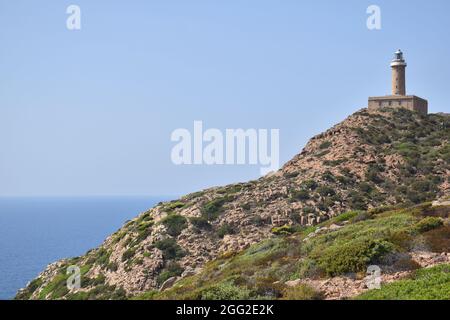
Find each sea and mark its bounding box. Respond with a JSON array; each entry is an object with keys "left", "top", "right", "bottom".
[{"left": 0, "top": 196, "right": 168, "bottom": 300}]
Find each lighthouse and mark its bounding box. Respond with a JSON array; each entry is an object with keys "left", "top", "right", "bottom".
[
  {"left": 391, "top": 49, "right": 407, "bottom": 96},
  {"left": 368, "top": 50, "right": 428, "bottom": 115}
]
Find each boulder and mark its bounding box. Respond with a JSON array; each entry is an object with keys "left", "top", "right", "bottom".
[
  {"left": 285, "top": 279, "right": 302, "bottom": 287},
  {"left": 159, "top": 276, "right": 178, "bottom": 292}
]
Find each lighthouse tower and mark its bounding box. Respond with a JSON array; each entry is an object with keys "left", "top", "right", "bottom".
[
  {"left": 368, "top": 49, "right": 428, "bottom": 115},
  {"left": 391, "top": 49, "right": 407, "bottom": 96}
]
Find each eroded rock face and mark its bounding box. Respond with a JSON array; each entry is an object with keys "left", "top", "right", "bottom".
[{"left": 18, "top": 108, "right": 450, "bottom": 300}]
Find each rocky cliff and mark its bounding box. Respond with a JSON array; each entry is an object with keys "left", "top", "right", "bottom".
[{"left": 16, "top": 107, "right": 450, "bottom": 300}]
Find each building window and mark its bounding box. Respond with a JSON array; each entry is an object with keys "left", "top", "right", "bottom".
[
  {"left": 378, "top": 101, "right": 382, "bottom": 107},
  {"left": 388, "top": 101, "right": 392, "bottom": 106}
]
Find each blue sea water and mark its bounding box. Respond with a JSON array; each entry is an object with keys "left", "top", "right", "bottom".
[{"left": 0, "top": 196, "right": 167, "bottom": 300}]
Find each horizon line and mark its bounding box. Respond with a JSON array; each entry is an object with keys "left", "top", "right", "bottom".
[{"left": 0, "top": 194, "right": 179, "bottom": 199}]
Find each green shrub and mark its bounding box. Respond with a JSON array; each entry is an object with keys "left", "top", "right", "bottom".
[
  {"left": 163, "top": 201, "right": 186, "bottom": 211},
  {"left": 289, "top": 212, "right": 302, "bottom": 224},
  {"left": 316, "top": 150, "right": 330, "bottom": 158},
  {"left": 336, "top": 175, "right": 353, "bottom": 185},
  {"left": 395, "top": 142, "right": 419, "bottom": 158},
  {"left": 323, "top": 196, "right": 337, "bottom": 208},
  {"left": 252, "top": 276, "right": 285, "bottom": 299},
  {"left": 322, "top": 171, "right": 335, "bottom": 182},
  {"left": 423, "top": 225, "right": 450, "bottom": 252},
  {"left": 121, "top": 248, "right": 136, "bottom": 262},
  {"left": 340, "top": 167, "right": 353, "bottom": 177},
  {"left": 135, "top": 222, "right": 153, "bottom": 242},
  {"left": 323, "top": 159, "right": 346, "bottom": 167},
  {"left": 161, "top": 214, "right": 187, "bottom": 237},
  {"left": 38, "top": 270, "right": 72, "bottom": 299},
  {"left": 225, "top": 184, "right": 243, "bottom": 194},
  {"left": 290, "top": 189, "right": 310, "bottom": 201},
  {"left": 65, "top": 291, "right": 90, "bottom": 300},
  {"left": 82, "top": 274, "right": 106, "bottom": 288},
  {"left": 316, "top": 238, "right": 394, "bottom": 276},
  {"left": 406, "top": 188, "right": 437, "bottom": 204},
  {"left": 317, "top": 186, "right": 335, "bottom": 197},
  {"left": 186, "top": 191, "right": 205, "bottom": 199},
  {"left": 158, "top": 262, "right": 184, "bottom": 285},
  {"left": 302, "top": 180, "right": 318, "bottom": 190},
  {"left": 319, "top": 141, "right": 332, "bottom": 150},
  {"left": 107, "top": 262, "right": 118, "bottom": 272},
  {"left": 110, "top": 287, "right": 128, "bottom": 300},
  {"left": 300, "top": 226, "right": 317, "bottom": 238},
  {"left": 350, "top": 211, "right": 373, "bottom": 223},
  {"left": 302, "top": 206, "right": 316, "bottom": 214},
  {"left": 295, "top": 258, "right": 323, "bottom": 279},
  {"left": 201, "top": 196, "right": 232, "bottom": 221},
  {"left": 365, "top": 164, "right": 383, "bottom": 184},
  {"left": 388, "top": 229, "right": 416, "bottom": 250},
  {"left": 154, "top": 238, "right": 185, "bottom": 260},
  {"left": 132, "top": 290, "right": 158, "bottom": 300},
  {"left": 282, "top": 284, "right": 323, "bottom": 300},
  {"left": 77, "top": 284, "right": 127, "bottom": 300},
  {"left": 189, "top": 216, "right": 212, "bottom": 230},
  {"left": 111, "top": 231, "right": 127, "bottom": 244},
  {"left": 92, "top": 248, "right": 111, "bottom": 269},
  {"left": 217, "top": 223, "right": 236, "bottom": 238},
  {"left": 271, "top": 225, "right": 300, "bottom": 236},
  {"left": 348, "top": 192, "right": 368, "bottom": 210},
  {"left": 284, "top": 171, "right": 299, "bottom": 178},
  {"left": 414, "top": 217, "right": 443, "bottom": 233},
  {"left": 334, "top": 210, "right": 360, "bottom": 223},
  {"left": 411, "top": 180, "right": 433, "bottom": 193},
  {"left": 200, "top": 282, "right": 251, "bottom": 300},
  {"left": 358, "top": 182, "right": 373, "bottom": 194},
  {"left": 135, "top": 212, "right": 153, "bottom": 226}
]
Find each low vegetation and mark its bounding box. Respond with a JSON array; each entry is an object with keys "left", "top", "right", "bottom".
[
  {"left": 356, "top": 264, "right": 450, "bottom": 300},
  {"left": 154, "top": 238, "right": 185, "bottom": 260},
  {"left": 201, "top": 196, "right": 233, "bottom": 221},
  {"left": 135, "top": 202, "right": 449, "bottom": 300},
  {"left": 161, "top": 214, "right": 187, "bottom": 237}
]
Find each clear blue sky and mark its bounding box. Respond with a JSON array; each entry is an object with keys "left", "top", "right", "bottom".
[{"left": 1, "top": 0, "right": 449, "bottom": 197}]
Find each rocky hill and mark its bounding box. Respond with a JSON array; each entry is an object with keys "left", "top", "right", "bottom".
[{"left": 16, "top": 107, "right": 450, "bottom": 300}]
